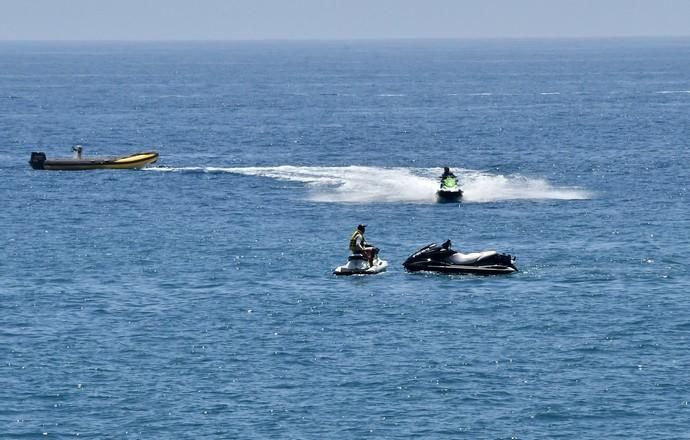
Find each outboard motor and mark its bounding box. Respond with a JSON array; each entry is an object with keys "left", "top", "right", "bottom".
[{"left": 29, "top": 152, "right": 47, "bottom": 170}]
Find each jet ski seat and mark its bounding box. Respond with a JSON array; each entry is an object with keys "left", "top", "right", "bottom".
[
  {"left": 449, "top": 250, "right": 498, "bottom": 265},
  {"left": 347, "top": 254, "right": 367, "bottom": 261}
]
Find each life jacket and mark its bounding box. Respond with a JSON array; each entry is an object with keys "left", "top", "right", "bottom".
[
  {"left": 349, "top": 230, "right": 365, "bottom": 252},
  {"left": 442, "top": 175, "right": 458, "bottom": 189}
]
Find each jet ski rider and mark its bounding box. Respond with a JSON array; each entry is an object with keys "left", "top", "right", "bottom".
[
  {"left": 440, "top": 167, "right": 458, "bottom": 189},
  {"left": 350, "top": 224, "right": 374, "bottom": 265}
]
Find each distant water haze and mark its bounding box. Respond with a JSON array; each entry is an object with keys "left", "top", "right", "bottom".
[{"left": 1, "top": 0, "right": 690, "bottom": 40}]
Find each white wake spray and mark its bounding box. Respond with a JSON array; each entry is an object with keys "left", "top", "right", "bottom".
[
  {"left": 458, "top": 169, "right": 590, "bottom": 202},
  {"left": 222, "top": 165, "right": 438, "bottom": 203},
  {"left": 149, "top": 165, "right": 590, "bottom": 203}
]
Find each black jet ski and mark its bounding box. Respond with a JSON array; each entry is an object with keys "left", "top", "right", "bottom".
[
  {"left": 436, "top": 174, "right": 463, "bottom": 203},
  {"left": 403, "top": 240, "right": 517, "bottom": 275},
  {"left": 437, "top": 186, "right": 463, "bottom": 203},
  {"left": 334, "top": 247, "right": 388, "bottom": 275}
]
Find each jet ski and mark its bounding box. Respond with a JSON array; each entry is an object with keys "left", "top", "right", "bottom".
[
  {"left": 403, "top": 240, "right": 517, "bottom": 275},
  {"left": 334, "top": 246, "right": 388, "bottom": 275},
  {"left": 436, "top": 175, "right": 463, "bottom": 203},
  {"left": 436, "top": 185, "right": 463, "bottom": 203}
]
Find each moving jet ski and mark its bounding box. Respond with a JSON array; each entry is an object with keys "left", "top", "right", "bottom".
[
  {"left": 437, "top": 169, "right": 463, "bottom": 203},
  {"left": 437, "top": 185, "right": 463, "bottom": 203},
  {"left": 334, "top": 246, "right": 388, "bottom": 275},
  {"left": 403, "top": 240, "right": 517, "bottom": 275}
]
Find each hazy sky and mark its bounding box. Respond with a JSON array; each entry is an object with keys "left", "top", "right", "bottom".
[{"left": 1, "top": 0, "right": 689, "bottom": 40}]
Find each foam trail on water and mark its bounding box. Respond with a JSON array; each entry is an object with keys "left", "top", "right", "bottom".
[
  {"left": 225, "top": 165, "right": 438, "bottom": 203},
  {"left": 459, "top": 170, "right": 590, "bottom": 202},
  {"left": 147, "top": 166, "right": 206, "bottom": 173},
  {"left": 148, "top": 165, "right": 591, "bottom": 203}
]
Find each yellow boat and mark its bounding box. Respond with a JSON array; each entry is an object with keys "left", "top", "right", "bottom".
[{"left": 29, "top": 150, "right": 159, "bottom": 170}]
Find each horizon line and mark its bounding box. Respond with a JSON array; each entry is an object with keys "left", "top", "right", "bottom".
[{"left": 1, "top": 34, "right": 690, "bottom": 43}]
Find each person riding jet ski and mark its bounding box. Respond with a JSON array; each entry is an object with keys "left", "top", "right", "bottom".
[
  {"left": 437, "top": 167, "right": 463, "bottom": 202},
  {"left": 350, "top": 224, "right": 373, "bottom": 265},
  {"left": 440, "top": 167, "right": 458, "bottom": 189},
  {"left": 334, "top": 224, "right": 388, "bottom": 275}
]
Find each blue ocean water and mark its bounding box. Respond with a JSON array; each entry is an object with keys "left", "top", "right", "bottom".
[{"left": 1, "top": 39, "right": 689, "bottom": 438}]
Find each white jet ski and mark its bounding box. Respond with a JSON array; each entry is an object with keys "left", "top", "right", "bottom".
[{"left": 333, "top": 246, "right": 388, "bottom": 275}]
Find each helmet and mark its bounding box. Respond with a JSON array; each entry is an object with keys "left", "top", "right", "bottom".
[
  {"left": 357, "top": 224, "right": 366, "bottom": 231},
  {"left": 443, "top": 167, "right": 450, "bottom": 173}
]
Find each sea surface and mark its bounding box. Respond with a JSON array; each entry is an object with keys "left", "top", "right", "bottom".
[{"left": 1, "top": 39, "right": 689, "bottom": 439}]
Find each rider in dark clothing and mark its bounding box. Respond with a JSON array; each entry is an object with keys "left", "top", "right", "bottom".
[{"left": 440, "top": 167, "right": 458, "bottom": 189}]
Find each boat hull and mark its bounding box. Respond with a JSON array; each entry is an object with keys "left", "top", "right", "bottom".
[
  {"left": 333, "top": 258, "right": 389, "bottom": 276},
  {"left": 405, "top": 263, "right": 517, "bottom": 275},
  {"left": 436, "top": 188, "right": 463, "bottom": 203},
  {"left": 30, "top": 151, "right": 159, "bottom": 170}
]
